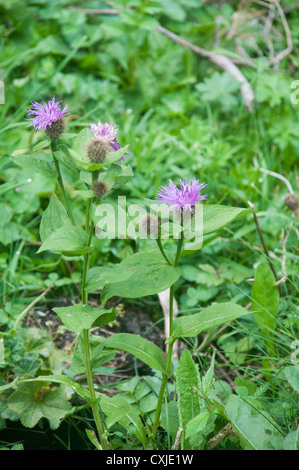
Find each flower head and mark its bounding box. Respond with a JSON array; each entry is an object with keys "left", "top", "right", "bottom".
[
  {"left": 89, "top": 120, "right": 130, "bottom": 165},
  {"left": 26, "top": 97, "right": 69, "bottom": 138},
  {"left": 93, "top": 180, "right": 110, "bottom": 199},
  {"left": 156, "top": 178, "right": 207, "bottom": 213}
]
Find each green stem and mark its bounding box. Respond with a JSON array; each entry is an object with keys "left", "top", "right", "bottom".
[
  {"left": 50, "top": 141, "right": 75, "bottom": 225},
  {"left": 155, "top": 236, "right": 171, "bottom": 265},
  {"left": 151, "top": 233, "right": 184, "bottom": 443},
  {"left": 81, "top": 175, "right": 109, "bottom": 450},
  {"left": 151, "top": 341, "right": 174, "bottom": 442},
  {"left": 82, "top": 328, "right": 109, "bottom": 449}
]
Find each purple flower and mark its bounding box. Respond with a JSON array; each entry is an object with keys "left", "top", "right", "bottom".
[
  {"left": 90, "top": 120, "right": 130, "bottom": 165},
  {"left": 156, "top": 178, "right": 207, "bottom": 213},
  {"left": 26, "top": 97, "right": 69, "bottom": 132}
]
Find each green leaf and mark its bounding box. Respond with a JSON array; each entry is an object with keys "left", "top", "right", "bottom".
[
  {"left": 37, "top": 225, "right": 90, "bottom": 255},
  {"left": 251, "top": 262, "right": 279, "bottom": 356},
  {"left": 52, "top": 143, "right": 79, "bottom": 173},
  {"left": 39, "top": 193, "right": 72, "bottom": 243},
  {"left": 196, "top": 71, "right": 241, "bottom": 111},
  {"left": 99, "top": 393, "right": 147, "bottom": 447},
  {"left": 86, "top": 265, "right": 136, "bottom": 293},
  {"left": 225, "top": 395, "right": 284, "bottom": 450},
  {"left": 10, "top": 154, "right": 56, "bottom": 179},
  {"left": 70, "top": 336, "right": 115, "bottom": 375},
  {"left": 284, "top": 365, "right": 299, "bottom": 393},
  {"left": 52, "top": 304, "right": 116, "bottom": 333},
  {"left": 176, "top": 349, "right": 201, "bottom": 450},
  {"left": 283, "top": 429, "right": 299, "bottom": 450},
  {"left": 201, "top": 204, "right": 253, "bottom": 236},
  {"left": 33, "top": 139, "right": 50, "bottom": 151},
  {"left": 202, "top": 352, "right": 215, "bottom": 395},
  {"left": 99, "top": 333, "right": 171, "bottom": 375},
  {"left": 8, "top": 381, "right": 72, "bottom": 430},
  {"left": 20, "top": 375, "right": 92, "bottom": 402},
  {"left": 100, "top": 249, "right": 181, "bottom": 305},
  {"left": 144, "top": 201, "right": 253, "bottom": 252},
  {"left": 173, "top": 302, "right": 250, "bottom": 339},
  {"left": 185, "top": 411, "right": 210, "bottom": 440}
]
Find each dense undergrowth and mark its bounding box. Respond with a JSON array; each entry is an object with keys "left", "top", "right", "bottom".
[{"left": 0, "top": 0, "right": 298, "bottom": 451}]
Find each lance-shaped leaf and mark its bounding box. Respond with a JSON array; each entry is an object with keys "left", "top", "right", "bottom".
[
  {"left": 52, "top": 304, "right": 116, "bottom": 333},
  {"left": 176, "top": 349, "right": 201, "bottom": 450},
  {"left": 99, "top": 333, "right": 172, "bottom": 375},
  {"left": 172, "top": 302, "right": 250, "bottom": 339},
  {"left": 100, "top": 249, "right": 181, "bottom": 306}
]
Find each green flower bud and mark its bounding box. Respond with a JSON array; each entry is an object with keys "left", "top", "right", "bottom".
[
  {"left": 45, "top": 118, "right": 65, "bottom": 140},
  {"left": 285, "top": 193, "right": 299, "bottom": 211},
  {"left": 87, "top": 139, "right": 113, "bottom": 163},
  {"left": 93, "top": 180, "right": 110, "bottom": 198}
]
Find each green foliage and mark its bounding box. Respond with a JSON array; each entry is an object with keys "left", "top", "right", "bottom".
[
  {"left": 172, "top": 303, "right": 250, "bottom": 339},
  {"left": 8, "top": 381, "right": 72, "bottom": 430},
  {"left": 100, "top": 249, "right": 182, "bottom": 305},
  {"left": 99, "top": 333, "right": 172, "bottom": 375},
  {"left": 0, "top": 0, "right": 298, "bottom": 451},
  {"left": 176, "top": 349, "right": 201, "bottom": 450}
]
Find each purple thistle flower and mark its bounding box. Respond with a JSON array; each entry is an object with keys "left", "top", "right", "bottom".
[
  {"left": 26, "top": 97, "right": 69, "bottom": 133},
  {"left": 156, "top": 178, "right": 207, "bottom": 213},
  {"left": 90, "top": 120, "right": 131, "bottom": 165}
]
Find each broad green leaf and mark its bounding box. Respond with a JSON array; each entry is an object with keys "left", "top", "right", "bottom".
[
  {"left": 20, "top": 374, "right": 92, "bottom": 402},
  {"left": 173, "top": 302, "right": 250, "bottom": 339},
  {"left": 283, "top": 429, "right": 299, "bottom": 450},
  {"left": 99, "top": 393, "right": 147, "bottom": 448},
  {"left": 8, "top": 381, "right": 72, "bottom": 430},
  {"left": 99, "top": 333, "right": 171, "bottom": 375},
  {"left": 251, "top": 262, "right": 279, "bottom": 354},
  {"left": 52, "top": 304, "right": 115, "bottom": 333},
  {"left": 100, "top": 249, "right": 181, "bottom": 305},
  {"left": 10, "top": 154, "right": 56, "bottom": 179},
  {"left": 225, "top": 395, "right": 284, "bottom": 450},
  {"left": 37, "top": 225, "right": 89, "bottom": 255},
  {"left": 185, "top": 411, "right": 210, "bottom": 440},
  {"left": 197, "top": 204, "right": 253, "bottom": 237},
  {"left": 39, "top": 193, "right": 72, "bottom": 242},
  {"left": 86, "top": 265, "right": 135, "bottom": 293},
  {"left": 176, "top": 349, "right": 201, "bottom": 450},
  {"left": 284, "top": 365, "right": 299, "bottom": 393}
]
